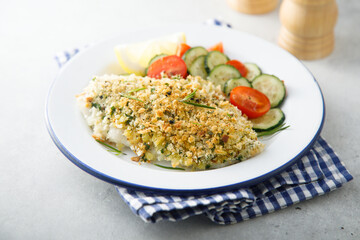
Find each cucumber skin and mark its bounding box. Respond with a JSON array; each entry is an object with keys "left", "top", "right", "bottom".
[
  {"left": 182, "top": 47, "right": 208, "bottom": 69},
  {"left": 189, "top": 55, "right": 208, "bottom": 79},
  {"left": 148, "top": 54, "right": 167, "bottom": 66},
  {"left": 244, "top": 63, "right": 262, "bottom": 82},
  {"left": 208, "top": 64, "right": 241, "bottom": 89},
  {"left": 252, "top": 74, "right": 286, "bottom": 108},
  {"left": 145, "top": 54, "right": 168, "bottom": 76},
  {"left": 223, "top": 78, "right": 251, "bottom": 96},
  {"left": 204, "top": 51, "right": 229, "bottom": 73},
  {"left": 251, "top": 108, "right": 285, "bottom": 132}
]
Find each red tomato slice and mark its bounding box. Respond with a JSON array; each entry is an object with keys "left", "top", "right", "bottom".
[
  {"left": 226, "top": 60, "right": 248, "bottom": 78},
  {"left": 229, "top": 86, "right": 271, "bottom": 119},
  {"left": 176, "top": 43, "right": 191, "bottom": 58},
  {"left": 147, "top": 55, "right": 187, "bottom": 79},
  {"left": 207, "top": 42, "right": 223, "bottom": 53}
]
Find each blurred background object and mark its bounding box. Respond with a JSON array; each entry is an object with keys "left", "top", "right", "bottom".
[
  {"left": 278, "top": 0, "right": 338, "bottom": 60},
  {"left": 226, "top": 0, "right": 279, "bottom": 14}
]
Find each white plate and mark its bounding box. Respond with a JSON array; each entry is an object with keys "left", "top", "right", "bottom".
[{"left": 46, "top": 24, "right": 324, "bottom": 194}]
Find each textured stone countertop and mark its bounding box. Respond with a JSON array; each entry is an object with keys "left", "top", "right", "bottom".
[{"left": 1, "top": 0, "right": 359, "bottom": 239}]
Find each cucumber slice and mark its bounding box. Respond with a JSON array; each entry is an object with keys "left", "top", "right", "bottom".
[
  {"left": 189, "top": 55, "right": 208, "bottom": 79},
  {"left": 208, "top": 64, "right": 241, "bottom": 89},
  {"left": 182, "top": 47, "right": 208, "bottom": 68},
  {"left": 148, "top": 54, "right": 168, "bottom": 66},
  {"left": 252, "top": 74, "right": 286, "bottom": 108},
  {"left": 223, "top": 77, "right": 251, "bottom": 96},
  {"left": 244, "top": 63, "right": 262, "bottom": 82},
  {"left": 251, "top": 108, "right": 285, "bottom": 132},
  {"left": 205, "top": 51, "right": 229, "bottom": 73}
]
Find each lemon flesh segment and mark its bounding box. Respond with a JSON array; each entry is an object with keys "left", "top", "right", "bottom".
[
  {"left": 114, "top": 32, "right": 186, "bottom": 76},
  {"left": 115, "top": 44, "right": 147, "bottom": 76}
]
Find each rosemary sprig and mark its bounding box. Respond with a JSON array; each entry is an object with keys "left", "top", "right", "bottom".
[
  {"left": 96, "top": 140, "right": 126, "bottom": 155},
  {"left": 120, "top": 94, "right": 143, "bottom": 102},
  {"left": 257, "top": 123, "right": 290, "bottom": 137},
  {"left": 182, "top": 101, "right": 216, "bottom": 109},
  {"left": 127, "top": 87, "right": 146, "bottom": 93},
  {"left": 154, "top": 164, "right": 185, "bottom": 171},
  {"left": 179, "top": 88, "right": 216, "bottom": 109},
  {"left": 181, "top": 88, "right": 198, "bottom": 101}
]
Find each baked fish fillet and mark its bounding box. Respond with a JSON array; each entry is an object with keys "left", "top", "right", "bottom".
[{"left": 77, "top": 74, "right": 264, "bottom": 170}]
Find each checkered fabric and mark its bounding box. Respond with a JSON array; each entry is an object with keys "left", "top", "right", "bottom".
[{"left": 115, "top": 137, "right": 352, "bottom": 224}]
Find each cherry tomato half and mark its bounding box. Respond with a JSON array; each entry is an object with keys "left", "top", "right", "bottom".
[
  {"left": 229, "top": 86, "right": 271, "bottom": 119},
  {"left": 147, "top": 55, "right": 187, "bottom": 79},
  {"left": 176, "top": 43, "right": 191, "bottom": 58},
  {"left": 226, "top": 60, "right": 248, "bottom": 78},
  {"left": 207, "top": 42, "right": 224, "bottom": 53}
]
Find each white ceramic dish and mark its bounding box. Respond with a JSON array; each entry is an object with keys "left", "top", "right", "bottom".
[{"left": 46, "top": 24, "right": 324, "bottom": 194}]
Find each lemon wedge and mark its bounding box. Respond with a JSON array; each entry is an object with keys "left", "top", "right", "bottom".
[{"left": 114, "top": 32, "right": 186, "bottom": 76}]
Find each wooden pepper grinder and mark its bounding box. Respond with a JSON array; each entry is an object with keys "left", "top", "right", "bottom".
[
  {"left": 227, "top": 0, "right": 279, "bottom": 14},
  {"left": 278, "top": 0, "right": 338, "bottom": 60}
]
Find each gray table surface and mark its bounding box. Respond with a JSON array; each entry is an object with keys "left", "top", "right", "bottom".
[{"left": 1, "top": 0, "right": 359, "bottom": 239}]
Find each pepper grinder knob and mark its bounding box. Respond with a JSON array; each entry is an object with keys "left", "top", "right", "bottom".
[
  {"left": 227, "top": 0, "right": 279, "bottom": 14},
  {"left": 278, "top": 0, "right": 338, "bottom": 60}
]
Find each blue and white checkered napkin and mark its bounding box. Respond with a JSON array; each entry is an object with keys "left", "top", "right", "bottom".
[
  {"left": 55, "top": 20, "right": 353, "bottom": 225},
  {"left": 115, "top": 137, "right": 352, "bottom": 224}
]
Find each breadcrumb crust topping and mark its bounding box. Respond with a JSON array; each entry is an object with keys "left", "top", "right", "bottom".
[{"left": 78, "top": 74, "right": 264, "bottom": 170}]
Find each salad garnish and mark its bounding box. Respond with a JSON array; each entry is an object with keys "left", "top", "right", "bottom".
[
  {"left": 96, "top": 140, "right": 126, "bottom": 155},
  {"left": 154, "top": 164, "right": 185, "bottom": 171}
]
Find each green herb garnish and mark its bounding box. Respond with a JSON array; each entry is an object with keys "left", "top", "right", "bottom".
[
  {"left": 154, "top": 164, "right": 185, "bottom": 171},
  {"left": 182, "top": 101, "right": 216, "bottom": 109},
  {"left": 256, "top": 123, "right": 290, "bottom": 137},
  {"left": 125, "top": 113, "right": 134, "bottom": 119},
  {"left": 171, "top": 75, "right": 182, "bottom": 80},
  {"left": 181, "top": 88, "right": 197, "bottom": 102},
  {"left": 92, "top": 77, "right": 96, "bottom": 81},
  {"left": 144, "top": 143, "right": 150, "bottom": 150},
  {"left": 127, "top": 87, "right": 146, "bottom": 93},
  {"left": 91, "top": 102, "right": 101, "bottom": 110},
  {"left": 110, "top": 106, "right": 116, "bottom": 116},
  {"left": 96, "top": 140, "right": 126, "bottom": 155},
  {"left": 120, "top": 94, "right": 143, "bottom": 102},
  {"left": 180, "top": 89, "right": 215, "bottom": 109}
]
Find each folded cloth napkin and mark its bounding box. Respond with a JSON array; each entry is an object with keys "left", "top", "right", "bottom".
[
  {"left": 115, "top": 137, "right": 352, "bottom": 224},
  {"left": 55, "top": 19, "right": 353, "bottom": 225}
]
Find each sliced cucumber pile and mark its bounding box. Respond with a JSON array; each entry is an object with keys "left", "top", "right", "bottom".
[
  {"left": 205, "top": 51, "right": 229, "bottom": 73},
  {"left": 244, "top": 63, "right": 261, "bottom": 82},
  {"left": 250, "top": 108, "right": 285, "bottom": 132},
  {"left": 208, "top": 64, "right": 241, "bottom": 89},
  {"left": 189, "top": 55, "right": 208, "bottom": 79},
  {"left": 252, "top": 74, "right": 286, "bottom": 108},
  {"left": 178, "top": 42, "right": 288, "bottom": 136},
  {"left": 182, "top": 47, "right": 208, "bottom": 68},
  {"left": 223, "top": 77, "right": 251, "bottom": 96}
]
